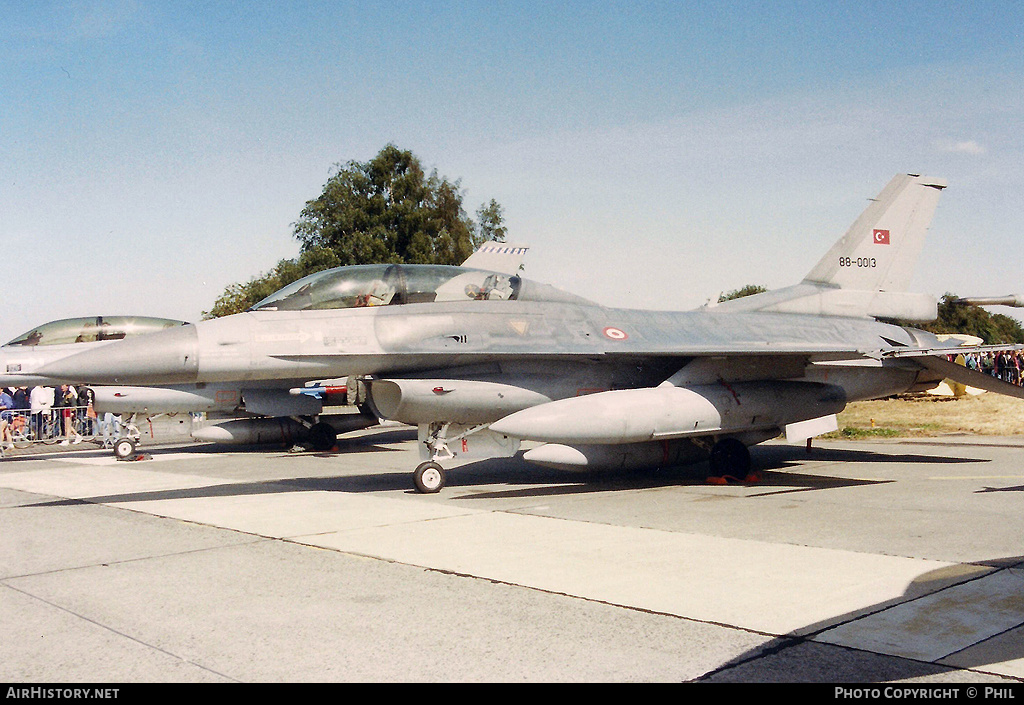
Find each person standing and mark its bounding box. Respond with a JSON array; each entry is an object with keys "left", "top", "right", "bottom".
[
  {"left": 79, "top": 386, "right": 97, "bottom": 436},
  {"left": 56, "top": 385, "right": 82, "bottom": 446},
  {"left": 0, "top": 388, "right": 14, "bottom": 449},
  {"left": 12, "top": 387, "right": 29, "bottom": 411},
  {"left": 30, "top": 386, "right": 54, "bottom": 439}
]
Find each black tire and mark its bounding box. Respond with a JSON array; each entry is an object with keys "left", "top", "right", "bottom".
[
  {"left": 308, "top": 422, "right": 337, "bottom": 451},
  {"left": 708, "top": 438, "right": 751, "bottom": 478},
  {"left": 11, "top": 421, "right": 34, "bottom": 449},
  {"left": 41, "top": 418, "right": 60, "bottom": 444},
  {"left": 113, "top": 437, "right": 137, "bottom": 460},
  {"left": 413, "top": 461, "right": 446, "bottom": 494}
]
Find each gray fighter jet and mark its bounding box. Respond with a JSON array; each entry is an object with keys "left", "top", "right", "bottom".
[
  {"left": 2, "top": 243, "right": 529, "bottom": 458},
  {"left": 0, "top": 316, "right": 252, "bottom": 455},
  {"left": 0, "top": 317, "right": 375, "bottom": 456},
  {"left": 1, "top": 316, "right": 189, "bottom": 386},
  {"left": 36, "top": 175, "right": 1024, "bottom": 491}
]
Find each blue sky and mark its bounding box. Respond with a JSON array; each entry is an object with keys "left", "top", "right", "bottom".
[{"left": 2, "top": 1, "right": 1023, "bottom": 340}]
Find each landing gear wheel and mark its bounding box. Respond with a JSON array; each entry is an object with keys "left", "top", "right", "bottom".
[
  {"left": 708, "top": 438, "right": 750, "bottom": 479},
  {"left": 113, "top": 437, "right": 138, "bottom": 460},
  {"left": 308, "top": 422, "right": 337, "bottom": 451},
  {"left": 413, "top": 461, "right": 446, "bottom": 494}
]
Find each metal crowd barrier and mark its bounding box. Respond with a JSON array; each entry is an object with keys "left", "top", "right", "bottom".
[
  {"left": 1, "top": 405, "right": 131, "bottom": 456},
  {"left": 956, "top": 353, "right": 1024, "bottom": 387}
]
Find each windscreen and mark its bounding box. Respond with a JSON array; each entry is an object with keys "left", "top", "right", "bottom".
[
  {"left": 5, "top": 316, "right": 188, "bottom": 347},
  {"left": 251, "top": 264, "right": 522, "bottom": 312}
]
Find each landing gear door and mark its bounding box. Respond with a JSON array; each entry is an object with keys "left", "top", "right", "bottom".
[{"left": 417, "top": 423, "right": 520, "bottom": 462}]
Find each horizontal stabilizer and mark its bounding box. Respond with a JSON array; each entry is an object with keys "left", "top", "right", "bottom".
[{"left": 911, "top": 355, "right": 1024, "bottom": 401}]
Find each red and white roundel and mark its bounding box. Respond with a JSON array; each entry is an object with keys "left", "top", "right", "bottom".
[{"left": 603, "top": 326, "right": 629, "bottom": 340}]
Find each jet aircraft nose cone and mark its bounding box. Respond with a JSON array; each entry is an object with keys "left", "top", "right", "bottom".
[{"left": 37, "top": 324, "right": 200, "bottom": 385}]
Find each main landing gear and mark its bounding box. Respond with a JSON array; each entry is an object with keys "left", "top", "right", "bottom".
[
  {"left": 307, "top": 421, "right": 337, "bottom": 451},
  {"left": 707, "top": 437, "right": 751, "bottom": 480}
]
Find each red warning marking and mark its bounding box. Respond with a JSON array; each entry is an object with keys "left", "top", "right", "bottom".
[{"left": 603, "top": 327, "right": 629, "bottom": 340}]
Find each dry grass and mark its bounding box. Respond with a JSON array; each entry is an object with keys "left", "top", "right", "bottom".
[{"left": 830, "top": 392, "right": 1024, "bottom": 438}]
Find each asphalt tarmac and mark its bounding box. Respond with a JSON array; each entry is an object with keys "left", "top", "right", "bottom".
[{"left": 2, "top": 420, "right": 1023, "bottom": 683}]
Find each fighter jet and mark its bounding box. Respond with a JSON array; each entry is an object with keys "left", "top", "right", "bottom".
[
  {"left": 4, "top": 243, "right": 529, "bottom": 458},
  {"left": 0, "top": 315, "right": 250, "bottom": 455},
  {"left": 0, "top": 316, "right": 374, "bottom": 457},
  {"left": 1, "top": 316, "right": 189, "bottom": 386},
  {"left": 35, "top": 175, "right": 1024, "bottom": 491}
]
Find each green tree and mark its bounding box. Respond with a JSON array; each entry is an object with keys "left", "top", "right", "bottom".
[
  {"left": 906, "top": 294, "right": 1024, "bottom": 344},
  {"left": 475, "top": 199, "right": 507, "bottom": 243},
  {"left": 203, "top": 248, "right": 341, "bottom": 319},
  {"left": 718, "top": 284, "right": 767, "bottom": 302},
  {"left": 293, "top": 143, "right": 486, "bottom": 266},
  {"left": 205, "top": 145, "right": 505, "bottom": 318}
]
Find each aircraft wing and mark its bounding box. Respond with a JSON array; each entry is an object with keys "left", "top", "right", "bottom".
[
  {"left": 268, "top": 339, "right": 1021, "bottom": 368},
  {"left": 873, "top": 343, "right": 1024, "bottom": 359},
  {"left": 266, "top": 343, "right": 867, "bottom": 368}
]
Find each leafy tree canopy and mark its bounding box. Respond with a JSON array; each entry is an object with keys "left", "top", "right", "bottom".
[
  {"left": 204, "top": 247, "right": 342, "bottom": 319},
  {"left": 904, "top": 294, "right": 1024, "bottom": 344},
  {"left": 718, "top": 284, "right": 767, "bottom": 302},
  {"left": 204, "top": 144, "right": 505, "bottom": 318}
]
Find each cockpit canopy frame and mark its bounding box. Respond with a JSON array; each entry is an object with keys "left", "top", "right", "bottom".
[{"left": 250, "top": 264, "right": 523, "bottom": 312}]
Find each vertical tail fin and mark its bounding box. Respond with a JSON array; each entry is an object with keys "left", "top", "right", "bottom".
[
  {"left": 461, "top": 241, "right": 529, "bottom": 274},
  {"left": 711, "top": 174, "right": 946, "bottom": 321},
  {"left": 802, "top": 174, "right": 947, "bottom": 291}
]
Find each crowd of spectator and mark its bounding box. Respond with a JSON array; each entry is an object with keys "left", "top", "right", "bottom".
[
  {"left": 951, "top": 351, "right": 1024, "bottom": 386},
  {"left": 0, "top": 385, "right": 120, "bottom": 450}
]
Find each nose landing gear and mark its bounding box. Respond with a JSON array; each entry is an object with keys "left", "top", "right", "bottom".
[{"left": 413, "top": 461, "right": 446, "bottom": 493}]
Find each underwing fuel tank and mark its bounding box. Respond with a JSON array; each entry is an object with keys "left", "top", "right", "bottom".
[
  {"left": 190, "top": 413, "right": 376, "bottom": 445},
  {"left": 521, "top": 430, "right": 780, "bottom": 471},
  {"left": 367, "top": 378, "right": 554, "bottom": 425},
  {"left": 92, "top": 386, "right": 241, "bottom": 414},
  {"left": 488, "top": 381, "right": 846, "bottom": 444},
  {"left": 523, "top": 440, "right": 709, "bottom": 471}
]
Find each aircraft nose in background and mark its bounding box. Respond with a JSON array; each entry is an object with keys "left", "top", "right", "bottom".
[{"left": 37, "top": 324, "right": 200, "bottom": 385}]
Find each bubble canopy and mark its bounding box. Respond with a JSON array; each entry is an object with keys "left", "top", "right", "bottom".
[
  {"left": 250, "top": 264, "right": 528, "bottom": 312},
  {"left": 5, "top": 316, "right": 188, "bottom": 347}
]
